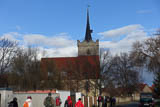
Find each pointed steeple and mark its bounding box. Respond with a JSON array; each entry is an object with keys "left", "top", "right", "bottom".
[{"left": 85, "top": 8, "right": 93, "bottom": 42}]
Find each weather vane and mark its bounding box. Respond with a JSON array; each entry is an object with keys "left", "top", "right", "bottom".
[
  {"left": 87, "top": 4, "right": 90, "bottom": 8},
  {"left": 87, "top": 4, "right": 90, "bottom": 9}
]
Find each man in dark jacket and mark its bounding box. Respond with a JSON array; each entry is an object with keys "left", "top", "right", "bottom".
[
  {"left": 8, "top": 97, "right": 18, "bottom": 107},
  {"left": 44, "top": 92, "right": 55, "bottom": 107}
]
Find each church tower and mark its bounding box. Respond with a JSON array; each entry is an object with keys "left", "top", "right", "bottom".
[{"left": 77, "top": 8, "right": 99, "bottom": 56}]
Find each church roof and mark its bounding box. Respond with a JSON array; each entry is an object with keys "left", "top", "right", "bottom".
[
  {"left": 41, "top": 55, "right": 100, "bottom": 80},
  {"left": 85, "top": 8, "right": 93, "bottom": 42}
]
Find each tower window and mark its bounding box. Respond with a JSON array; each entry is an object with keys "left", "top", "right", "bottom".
[{"left": 87, "top": 49, "right": 91, "bottom": 55}]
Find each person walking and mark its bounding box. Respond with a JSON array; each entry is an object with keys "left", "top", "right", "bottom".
[
  {"left": 112, "top": 97, "right": 116, "bottom": 107},
  {"left": 75, "top": 98, "right": 84, "bottom": 107},
  {"left": 98, "top": 96, "right": 103, "bottom": 107},
  {"left": 64, "top": 96, "right": 73, "bottom": 107},
  {"left": 103, "top": 96, "right": 108, "bottom": 107},
  {"left": 109, "top": 97, "right": 113, "bottom": 107},
  {"left": 23, "top": 96, "right": 32, "bottom": 107},
  {"left": 8, "top": 97, "right": 18, "bottom": 107},
  {"left": 44, "top": 92, "right": 55, "bottom": 107}
]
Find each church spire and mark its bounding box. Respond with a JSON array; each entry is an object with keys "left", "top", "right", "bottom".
[{"left": 85, "top": 8, "right": 93, "bottom": 42}]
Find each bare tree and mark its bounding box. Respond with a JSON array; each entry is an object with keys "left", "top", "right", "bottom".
[
  {"left": 130, "top": 29, "right": 160, "bottom": 97},
  {"left": 103, "top": 53, "right": 140, "bottom": 96},
  {"left": 0, "top": 38, "right": 17, "bottom": 87},
  {"left": 99, "top": 48, "right": 112, "bottom": 95},
  {"left": 0, "top": 38, "right": 17, "bottom": 74},
  {"left": 9, "top": 47, "right": 41, "bottom": 91},
  {"left": 40, "top": 58, "right": 64, "bottom": 90},
  {"left": 131, "top": 35, "right": 160, "bottom": 72}
]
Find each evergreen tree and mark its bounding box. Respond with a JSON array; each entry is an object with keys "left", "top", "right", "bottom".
[{"left": 153, "top": 71, "right": 160, "bottom": 97}]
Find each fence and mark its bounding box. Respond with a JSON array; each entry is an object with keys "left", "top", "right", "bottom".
[{"left": 80, "top": 96, "right": 140, "bottom": 107}]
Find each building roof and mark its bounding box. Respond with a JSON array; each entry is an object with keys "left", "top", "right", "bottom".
[
  {"left": 14, "top": 89, "right": 56, "bottom": 94},
  {"left": 139, "top": 83, "right": 147, "bottom": 91},
  {"left": 41, "top": 55, "right": 100, "bottom": 80},
  {"left": 139, "top": 83, "right": 153, "bottom": 93}
]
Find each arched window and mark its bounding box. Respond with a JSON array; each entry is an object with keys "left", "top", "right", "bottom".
[{"left": 87, "top": 49, "right": 91, "bottom": 55}]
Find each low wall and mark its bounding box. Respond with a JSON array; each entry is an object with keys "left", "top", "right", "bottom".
[
  {"left": 81, "top": 95, "right": 140, "bottom": 107},
  {"left": 0, "top": 89, "right": 140, "bottom": 107},
  {"left": 14, "top": 93, "right": 59, "bottom": 107},
  {"left": 0, "top": 88, "right": 13, "bottom": 107}
]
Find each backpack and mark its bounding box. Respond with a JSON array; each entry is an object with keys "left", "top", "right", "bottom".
[
  {"left": 98, "top": 96, "right": 101, "bottom": 102},
  {"left": 56, "top": 98, "right": 61, "bottom": 106},
  {"left": 44, "top": 97, "right": 54, "bottom": 107},
  {"left": 23, "top": 101, "right": 29, "bottom": 107},
  {"left": 8, "top": 101, "right": 14, "bottom": 107},
  {"left": 64, "top": 100, "right": 68, "bottom": 107}
]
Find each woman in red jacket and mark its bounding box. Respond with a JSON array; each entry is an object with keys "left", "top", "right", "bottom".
[
  {"left": 64, "top": 96, "right": 73, "bottom": 107},
  {"left": 75, "top": 98, "right": 84, "bottom": 107}
]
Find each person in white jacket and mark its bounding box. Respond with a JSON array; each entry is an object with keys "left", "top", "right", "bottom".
[{"left": 23, "top": 96, "right": 32, "bottom": 107}]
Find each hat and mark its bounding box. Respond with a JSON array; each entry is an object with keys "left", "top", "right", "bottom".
[
  {"left": 27, "top": 96, "right": 32, "bottom": 99},
  {"left": 48, "top": 92, "right": 51, "bottom": 96},
  {"left": 13, "top": 97, "right": 17, "bottom": 101}
]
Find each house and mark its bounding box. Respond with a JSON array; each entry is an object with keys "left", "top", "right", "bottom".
[{"left": 139, "top": 83, "right": 153, "bottom": 93}]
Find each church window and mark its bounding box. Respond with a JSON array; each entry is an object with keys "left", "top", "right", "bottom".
[{"left": 87, "top": 49, "right": 91, "bottom": 55}]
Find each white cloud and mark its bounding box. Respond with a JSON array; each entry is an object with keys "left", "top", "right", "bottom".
[
  {"left": 99, "top": 24, "right": 149, "bottom": 55},
  {"left": 137, "top": 10, "right": 152, "bottom": 14},
  {"left": 15, "top": 25, "right": 21, "bottom": 30},
  {"left": 0, "top": 32, "right": 20, "bottom": 42},
  {"left": 0, "top": 24, "right": 152, "bottom": 58},
  {"left": 0, "top": 32, "right": 77, "bottom": 58},
  {"left": 98, "top": 24, "right": 143, "bottom": 39},
  {"left": 23, "top": 33, "right": 75, "bottom": 48}
]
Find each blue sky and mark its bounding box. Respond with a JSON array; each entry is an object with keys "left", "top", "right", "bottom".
[
  {"left": 0, "top": 0, "right": 160, "bottom": 36},
  {"left": 0, "top": 0, "right": 160, "bottom": 85}
]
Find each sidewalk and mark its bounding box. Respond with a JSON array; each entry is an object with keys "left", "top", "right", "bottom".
[{"left": 116, "top": 101, "right": 132, "bottom": 105}]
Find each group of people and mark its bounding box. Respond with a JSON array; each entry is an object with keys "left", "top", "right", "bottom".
[
  {"left": 8, "top": 96, "right": 32, "bottom": 107},
  {"left": 44, "top": 93, "right": 84, "bottom": 107},
  {"left": 97, "top": 96, "right": 116, "bottom": 107},
  {"left": 43, "top": 92, "right": 62, "bottom": 107},
  {"left": 8, "top": 92, "right": 62, "bottom": 107},
  {"left": 8, "top": 93, "right": 114, "bottom": 107},
  {"left": 64, "top": 96, "right": 84, "bottom": 107}
]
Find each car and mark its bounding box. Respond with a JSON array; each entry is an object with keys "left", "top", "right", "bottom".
[{"left": 139, "top": 93, "right": 155, "bottom": 107}]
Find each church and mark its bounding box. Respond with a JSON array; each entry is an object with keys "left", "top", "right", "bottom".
[{"left": 41, "top": 9, "right": 100, "bottom": 96}]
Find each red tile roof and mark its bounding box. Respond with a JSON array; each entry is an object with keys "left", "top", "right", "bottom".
[
  {"left": 139, "top": 83, "right": 147, "bottom": 91},
  {"left": 138, "top": 83, "right": 153, "bottom": 92},
  {"left": 14, "top": 90, "right": 56, "bottom": 94},
  {"left": 41, "top": 55, "right": 100, "bottom": 80}
]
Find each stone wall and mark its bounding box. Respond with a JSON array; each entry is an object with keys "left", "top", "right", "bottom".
[{"left": 77, "top": 40, "right": 99, "bottom": 56}]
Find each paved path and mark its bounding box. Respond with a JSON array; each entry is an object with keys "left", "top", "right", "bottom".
[{"left": 116, "top": 102, "right": 139, "bottom": 107}]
